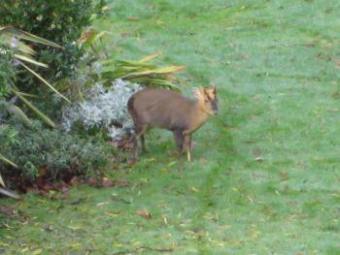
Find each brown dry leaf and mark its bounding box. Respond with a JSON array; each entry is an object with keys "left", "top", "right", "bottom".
[
  {"left": 102, "top": 177, "right": 113, "bottom": 187},
  {"left": 162, "top": 215, "right": 168, "bottom": 225},
  {"left": 87, "top": 177, "right": 99, "bottom": 187},
  {"left": 38, "top": 166, "right": 48, "bottom": 178},
  {"left": 36, "top": 178, "right": 54, "bottom": 191},
  {"left": 69, "top": 176, "right": 80, "bottom": 186},
  {"left": 252, "top": 147, "right": 262, "bottom": 158},
  {"left": 127, "top": 16, "right": 139, "bottom": 21},
  {"left": 255, "top": 156, "right": 264, "bottom": 162},
  {"left": 279, "top": 171, "right": 289, "bottom": 181},
  {"left": 0, "top": 206, "right": 16, "bottom": 217},
  {"left": 55, "top": 181, "right": 69, "bottom": 193},
  {"left": 113, "top": 179, "right": 130, "bottom": 188},
  {"left": 136, "top": 209, "right": 152, "bottom": 219},
  {"left": 334, "top": 58, "right": 340, "bottom": 69}
]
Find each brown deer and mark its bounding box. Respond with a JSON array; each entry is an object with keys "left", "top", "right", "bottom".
[{"left": 127, "top": 86, "right": 218, "bottom": 161}]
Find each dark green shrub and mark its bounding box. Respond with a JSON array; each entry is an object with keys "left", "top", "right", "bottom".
[
  {"left": 0, "top": 0, "right": 107, "bottom": 81},
  {"left": 0, "top": 121, "right": 114, "bottom": 189},
  {"left": 0, "top": 44, "right": 15, "bottom": 99}
]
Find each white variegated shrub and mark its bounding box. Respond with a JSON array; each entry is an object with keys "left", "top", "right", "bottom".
[{"left": 62, "top": 79, "right": 141, "bottom": 140}]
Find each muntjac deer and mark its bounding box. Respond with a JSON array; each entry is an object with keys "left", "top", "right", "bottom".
[{"left": 127, "top": 86, "right": 218, "bottom": 161}]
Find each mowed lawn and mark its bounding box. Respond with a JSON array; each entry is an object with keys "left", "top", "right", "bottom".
[{"left": 1, "top": 0, "right": 339, "bottom": 254}]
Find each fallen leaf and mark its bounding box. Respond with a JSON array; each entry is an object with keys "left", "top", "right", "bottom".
[
  {"left": 69, "top": 176, "right": 80, "bottom": 186},
  {"left": 97, "top": 201, "right": 109, "bottom": 207},
  {"left": 232, "top": 187, "right": 239, "bottom": 192},
  {"left": 102, "top": 177, "right": 113, "bottom": 187},
  {"left": 105, "top": 211, "right": 121, "bottom": 217},
  {"left": 87, "top": 177, "right": 99, "bottom": 187},
  {"left": 67, "top": 225, "right": 82, "bottom": 231},
  {"left": 252, "top": 147, "right": 262, "bottom": 157},
  {"left": 0, "top": 206, "right": 16, "bottom": 217},
  {"left": 43, "top": 224, "right": 54, "bottom": 232},
  {"left": 32, "top": 249, "right": 42, "bottom": 255},
  {"left": 334, "top": 58, "right": 340, "bottom": 69},
  {"left": 113, "top": 179, "right": 130, "bottom": 188},
  {"left": 162, "top": 215, "right": 168, "bottom": 225},
  {"left": 167, "top": 161, "right": 177, "bottom": 167},
  {"left": 191, "top": 187, "right": 199, "bottom": 193},
  {"left": 279, "top": 171, "right": 289, "bottom": 181},
  {"left": 136, "top": 209, "right": 152, "bottom": 219},
  {"left": 127, "top": 16, "right": 139, "bottom": 21}
]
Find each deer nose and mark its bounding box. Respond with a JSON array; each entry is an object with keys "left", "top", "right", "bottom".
[{"left": 212, "top": 102, "right": 218, "bottom": 114}]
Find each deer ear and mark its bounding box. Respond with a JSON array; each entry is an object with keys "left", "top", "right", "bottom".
[
  {"left": 203, "top": 87, "right": 216, "bottom": 99},
  {"left": 203, "top": 87, "right": 212, "bottom": 98},
  {"left": 210, "top": 84, "right": 216, "bottom": 92}
]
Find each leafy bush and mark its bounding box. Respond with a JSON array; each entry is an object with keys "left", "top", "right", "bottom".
[
  {"left": 0, "top": 45, "right": 15, "bottom": 99},
  {"left": 0, "top": 121, "right": 113, "bottom": 189},
  {"left": 0, "top": 0, "right": 107, "bottom": 81}
]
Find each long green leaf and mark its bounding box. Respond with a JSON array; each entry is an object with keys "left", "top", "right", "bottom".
[
  {"left": 12, "top": 89, "right": 56, "bottom": 128},
  {"left": 16, "top": 91, "right": 38, "bottom": 98},
  {"left": 19, "top": 62, "right": 70, "bottom": 103},
  {"left": 115, "top": 60, "right": 155, "bottom": 68},
  {"left": 5, "top": 103, "right": 33, "bottom": 127},
  {"left": 17, "top": 43, "right": 36, "bottom": 56},
  {"left": 14, "top": 54, "right": 48, "bottom": 68},
  {"left": 0, "top": 187, "right": 20, "bottom": 199},
  {"left": 138, "top": 52, "right": 161, "bottom": 63},
  {"left": 0, "top": 154, "right": 19, "bottom": 192},
  {"left": 1, "top": 26, "right": 63, "bottom": 49},
  {"left": 0, "top": 153, "right": 18, "bottom": 169},
  {"left": 121, "top": 65, "right": 185, "bottom": 78},
  {"left": 0, "top": 173, "right": 5, "bottom": 187},
  {"left": 129, "top": 77, "right": 180, "bottom": 90}
]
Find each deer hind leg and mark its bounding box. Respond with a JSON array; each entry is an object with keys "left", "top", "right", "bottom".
[{"left": 173, "top": 130, "right": 184, "bottom": 153}]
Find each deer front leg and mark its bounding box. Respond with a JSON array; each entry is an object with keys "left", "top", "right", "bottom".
[
  {"left": 182, "top": 134, "right": 192, "bottom": 162},
  {"left": 134, "top": 124, "right": 148, "bottom": 156}
]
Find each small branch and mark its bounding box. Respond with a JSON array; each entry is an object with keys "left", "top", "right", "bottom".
[
  {"left": 140, "top": 246, "right": 174, "bottom": 253},
  {"left": 112, "top": 246, "right": 174, "bottom": 255},
  {"left": 111, "top": 196, "right": 131, "bottom": 204}
]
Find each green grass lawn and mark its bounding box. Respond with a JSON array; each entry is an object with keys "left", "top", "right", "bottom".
[{"left": 1, "top": 0, "right": 339, "bottom": 254}]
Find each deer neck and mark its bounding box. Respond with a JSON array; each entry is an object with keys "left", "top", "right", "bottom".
[{"left": 188, "top": 101, "right": 210, "bottom": 133}]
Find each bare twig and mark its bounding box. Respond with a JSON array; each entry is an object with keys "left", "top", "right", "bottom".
[{"left": 111, "top": 246, "right": 174, "bottom": 255}]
